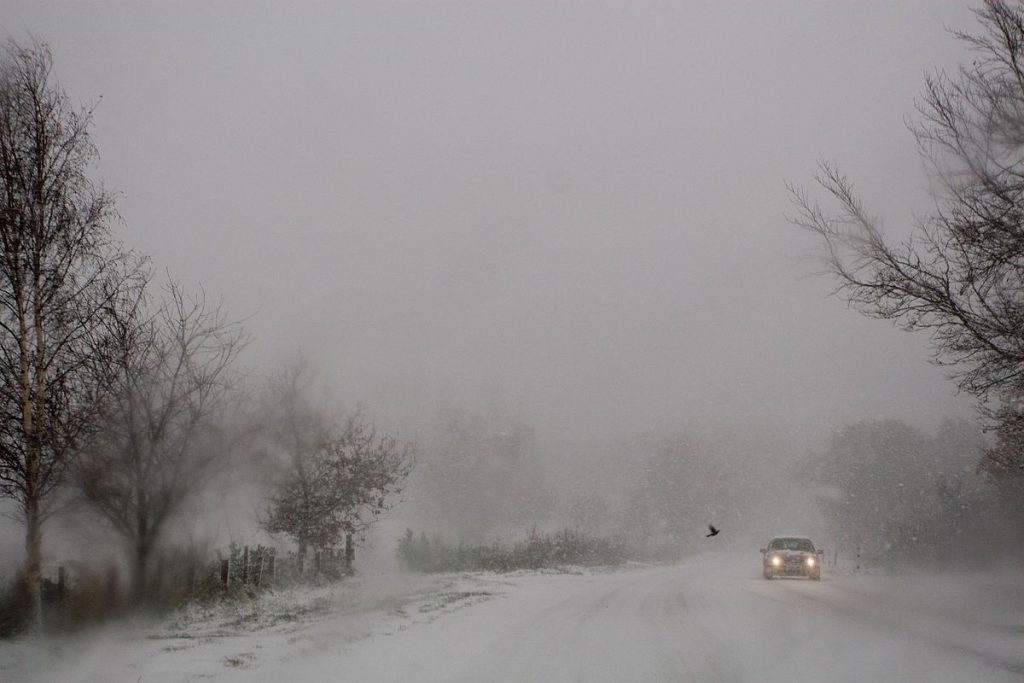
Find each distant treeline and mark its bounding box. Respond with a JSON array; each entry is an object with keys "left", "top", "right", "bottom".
[{"left": 397, "top": 528, "right": 630, "bottom": 573}]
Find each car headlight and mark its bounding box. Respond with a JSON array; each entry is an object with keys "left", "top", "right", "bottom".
[
  {"left": 771, "top": 555, "right": 781, "bottom": 567},
  {"left": 806, "top": 556, "right": 815, "bottom": 567}
]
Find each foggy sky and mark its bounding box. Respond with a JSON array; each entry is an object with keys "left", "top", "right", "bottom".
[{"left": 0, "top": 0, "right": 978, "bottom": 451}]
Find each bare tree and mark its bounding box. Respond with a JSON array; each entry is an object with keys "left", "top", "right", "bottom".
[
  {"left": 416, "top": 411, "right": 552, "bottom": 542},
  {"left": 261, "top": 363, "right": 414, "bottom": 569},
  {"left": 76, "top": 280, "right": 246, "bottom": 602},
  {"left": 789, "top": 0, "right": 1024, "bottom": 476},
  {"left": 813, "top": 421, "right": 947, "bottom": 564},
  {"left": 0, "top": 39, "right": 141, "bottom": 624}
]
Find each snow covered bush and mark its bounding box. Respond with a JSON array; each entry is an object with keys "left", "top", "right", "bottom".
[{"left": 397, "top": 527, "right": 630, "bottom": 572}]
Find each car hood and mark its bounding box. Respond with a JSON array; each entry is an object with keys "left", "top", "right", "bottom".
[{"left": 767, "top": 550, "right": 813, "bottom": 559}]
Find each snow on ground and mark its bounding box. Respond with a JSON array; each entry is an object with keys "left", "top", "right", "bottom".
[
  {"left": 0, "top": 570, "right": 509, "bottom": 683},
  {"left": 1, "top": 554, "right": 1022, "bottom": 682}
]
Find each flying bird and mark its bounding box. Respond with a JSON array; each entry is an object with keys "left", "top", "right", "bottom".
[{"left": 706, "top": 525, "right": 720, "bottom": 538}]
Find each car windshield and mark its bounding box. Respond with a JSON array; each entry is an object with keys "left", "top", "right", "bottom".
[{"left": 770, "top": 538, "right": 814, "bottom": 552}]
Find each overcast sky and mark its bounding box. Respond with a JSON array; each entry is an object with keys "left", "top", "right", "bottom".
[{"left": 0, "top": 0, "right": 980, "bottom": 453}]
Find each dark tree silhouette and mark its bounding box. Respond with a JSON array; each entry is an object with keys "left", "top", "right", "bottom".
[
  {"left": 261, "top": 364, "right": 413, "bottom": 569},
  {"left": 790, "top": 0, "right": 1024, "bottom": 478},
  {"left": 76, "top": 280, "right": 246, "bottom": 602},
  {"left": 0, "top": 39, "right": 141, "bottom": 624}
]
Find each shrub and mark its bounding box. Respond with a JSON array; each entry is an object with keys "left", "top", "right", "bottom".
[{"left": 397, "top": 528, "right": 630, "bottom": 572}]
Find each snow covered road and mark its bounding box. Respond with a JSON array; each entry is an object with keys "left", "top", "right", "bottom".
[
  {"left": 4, "top": 553, "right": 1023, "bottom": 682},
  {"left": 263, "top": 555, "right": 1023, "bottom": 683}
]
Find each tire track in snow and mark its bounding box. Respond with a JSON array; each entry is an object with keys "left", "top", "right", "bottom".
[{"left": 744, "top": 576, "right": 1024, "bottom": 677}]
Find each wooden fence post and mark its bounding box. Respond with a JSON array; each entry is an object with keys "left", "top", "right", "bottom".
[
  {"left": 345, "top": 533, "right": 354, "bottom": 575},
  {"left": 221, "top": 558, "right": 230, "bottom": 588},
  {"left": 242, "top": 546, "right": 250, "bottom": 584}
]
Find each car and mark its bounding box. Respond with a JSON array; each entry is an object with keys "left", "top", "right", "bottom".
[{"left": 760, "top": 535, "right": 823, "bottom": 580}]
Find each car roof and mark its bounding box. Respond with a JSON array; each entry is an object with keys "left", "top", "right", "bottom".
[{"left": 769, "top": 535, "right": 813, "bottom": 541}]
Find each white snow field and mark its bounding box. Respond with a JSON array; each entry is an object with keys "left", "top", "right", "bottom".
[{"left": 2, "top": 552, "right": 1022, "bottom": 683}]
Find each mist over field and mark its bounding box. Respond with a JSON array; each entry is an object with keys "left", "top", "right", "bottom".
[{"left": 0, "top": 1, "right": 1022, "bottom": 682}]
